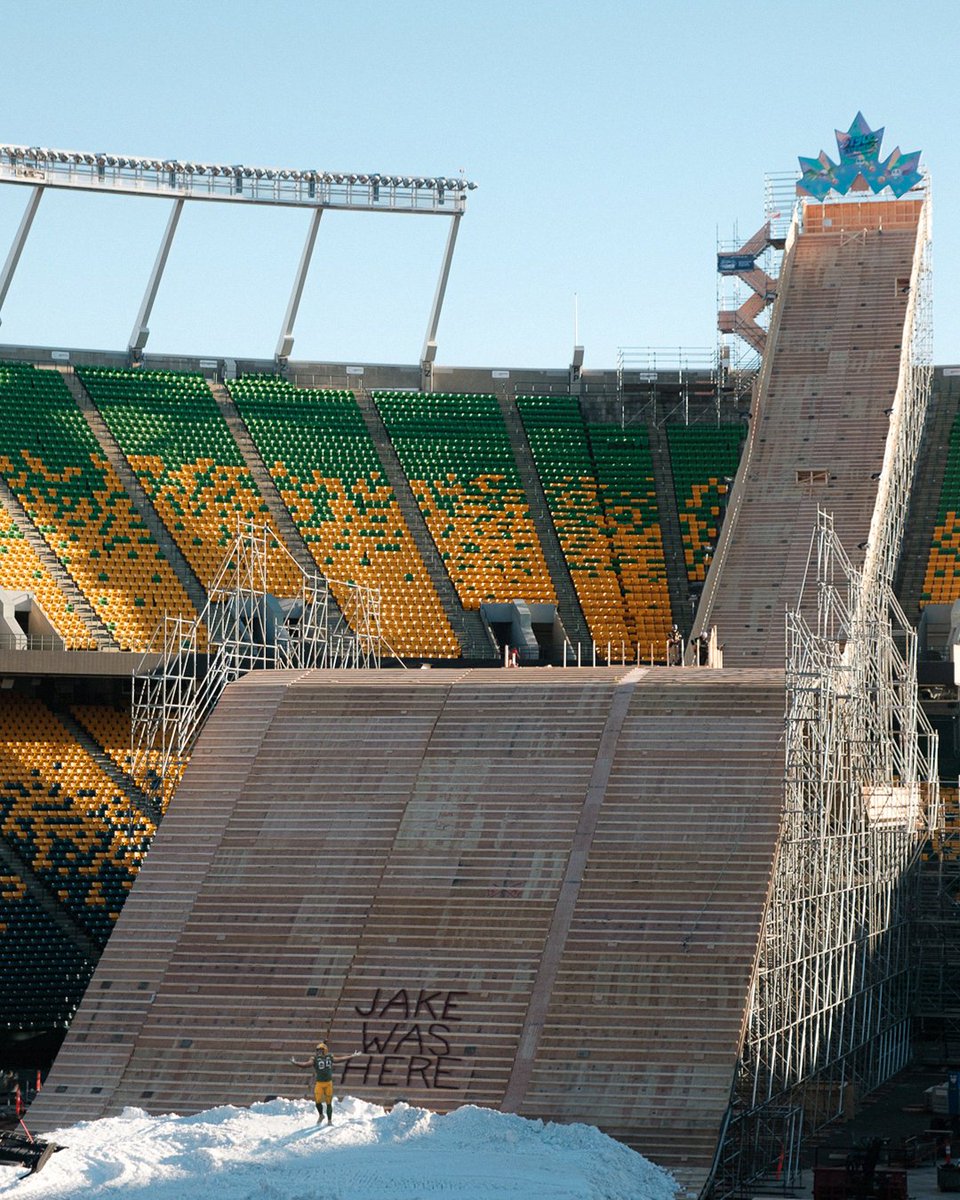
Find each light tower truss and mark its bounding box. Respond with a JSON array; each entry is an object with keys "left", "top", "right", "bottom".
[
  {"left": 714, "top": 509, "right": 939, "bottom": 1199},
  {"left": 0, "top": 142, "right": 476, "bottom": 368},
  {"left": 130, "top": 521, "right": 381, "bottom": 817}
]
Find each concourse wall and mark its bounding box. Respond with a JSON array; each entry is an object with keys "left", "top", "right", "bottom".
[{"left": 29, "top": 666, "right": 785, "bottom": 1193}]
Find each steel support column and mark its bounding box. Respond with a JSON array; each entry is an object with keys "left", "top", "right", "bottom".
[
  {"left": 275, "top": 206, "right": 323, "bottom": 361},
  {"left": 128, "top": 197, "right": 185, "bottom": 355},
  {"left": 0, "top": 184, "right": 43, "bottom": 324},
  {"left": 420, "top": 212, "right": 461, "bottom": 390}
]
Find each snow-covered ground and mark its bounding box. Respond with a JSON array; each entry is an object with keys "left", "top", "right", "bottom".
[{"left": 0, "top": 1096, "right": 679, "bottom": 1200}]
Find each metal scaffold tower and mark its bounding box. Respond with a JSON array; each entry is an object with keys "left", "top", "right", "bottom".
[
  {"left": 129, "top": 522, "right": 381, "bottom": 813},
  {"left": 614, "top": 346, "right": 722, "bottom": 427},
  {"left": 715, "top": 510, "right": 939, "bottom": 1198}
]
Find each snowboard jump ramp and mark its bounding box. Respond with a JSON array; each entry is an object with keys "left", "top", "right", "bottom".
[
  {"left": 26, "top": 121, "right": 938, "bottom": 1199},
  {"left": 29, "top": 666, "right": 786, "bottom": 1194}
]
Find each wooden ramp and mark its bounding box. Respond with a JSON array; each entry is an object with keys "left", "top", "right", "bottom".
[
  {"left": 705, "top": 199, "right": 922, "bottom": 667},
  {"left": 29, "top": 666, "right": 785, "bottom": 1195}
]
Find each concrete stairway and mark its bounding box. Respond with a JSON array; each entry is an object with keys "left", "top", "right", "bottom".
[
  {"left": 895, "top": 375, "right": 960, "bottom": 618},
  {"left": 59, "top": 370, "right": 208, "bottom": 618},
  {"left": 647, "top": 423, "right": 693, "bottom": 633},
  {"left": 497, "top": 394, "right": 592, "bottom": 654},
  {"left": 51, "top": 703, "right": 163, "bottom": 827},
  {"left": 0, "top": 837, "right": 103, "bottom": 959},
  {"left": 209, "top": 382, "right": 326, "bottom": 583},
  {"left": 355, "top": 393, "right": 498, "bottom": 662},
  {"left": 0, "top": 477, "right": 116, "bottom": 649}
]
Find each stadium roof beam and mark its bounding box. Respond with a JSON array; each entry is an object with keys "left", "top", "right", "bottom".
[
  {"left": 0, "top": 145, "right": 476, "bottom": 212},
  {"left": 0, "top": 143, "right": 476, "bottom": 361}
]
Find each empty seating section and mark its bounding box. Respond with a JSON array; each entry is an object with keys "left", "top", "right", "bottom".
[
  {"left": 0, "top": 873, "right": 94, "bottom": 1030},
  {"left": 927, "top": 786, "right": 960, "bottom": 864},
  {"left": 71, "top": 704, "right": 133, "bottom": 778},
  {"left": 587, "top": 426, "right": 672, "bottom": 653},
  {"left": 77, "top": 367, "right": 302, "bottom": 598},
  {"left": 228, "top": 379, "right": 458, "bottom": 658},
  {"left": 922, "top": 412, "right": 960, "bottom": 605},
  {"left": 0, "top": 509, "right": 95, "bottom": 648},
  {"left": 374, "top": 392, "right": 555, "bottom": 607},
  {"left": 0, "top": 364, "right": 193, "bottom": 650},
  {"left": 70, "top": 701, "right": 185, "bottom": 813},
  {"left": 666, "top": 424, "right": 743, "bottom": 584},
  {"left": 516, "top": 396, "right": 630, "bottom": 646},
  {"left": 0, "top": 693, "right": 152, "bottom": 944}
]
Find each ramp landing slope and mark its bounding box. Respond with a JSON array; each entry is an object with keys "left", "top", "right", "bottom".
[{"left": 29, "top": 666, "right": 785, "bottom": 1193}]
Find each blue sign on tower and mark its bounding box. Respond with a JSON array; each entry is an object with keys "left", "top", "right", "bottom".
[{"left": 798, "top": 114, "right": 922, "bottom": 200}]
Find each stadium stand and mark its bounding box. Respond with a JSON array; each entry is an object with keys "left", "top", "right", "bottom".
[
  {"left": 0, "top": 508, "right": 96, "bottom": 649},
  {"left": 64, "top": 701, "right": 186, "bottom": 818},
  {"left": 0, "top": 692, "right": 152, "bottom": 945},
  {"left": 701, "top": 199, "right": 923, "bottom": 665},
  {"left": 76, "top": 367, "right": 303, "bottom": 600},
  {"left": 665, "top": 424, "right": 743, "bottom": 585},
  {"left": 0, "top": 871, "right": 94, "bottom": 1031},
  {"left": 515, "top": 395, "right": 631, "bottom": 648},
  {"left": 28, "top": 665, "right": 785, "bottom": 1198},
  {"left": 373, "top": 392, "right": 556, "bottom": 609},
  {"left": 228, "top": 378, "right": 459, "bottom": 659},
  {"left": 69, "top": 704, "right": 132, "bottom": 782},
  {"left": 0, "top": 363, "right": 194, "bottom": 651},
  {"left": 586, "top": 425, "right": 672, "bottom": 655},
  {"left": 921, "top": 409, "right": 960, "bottom": 605}
]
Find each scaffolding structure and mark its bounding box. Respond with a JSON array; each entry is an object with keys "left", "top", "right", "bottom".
[
  {"left": 713, "top": 510, "right": 939, "bottom": 1198},
  {"left": 130, "top": 522, "right": 381, "bottom": 813},
  {"left": 614, "top": 346, "right": 724, "bottom": 427},
  {"left": 716, "top": 174, "right": 798, "bottom": 377}
]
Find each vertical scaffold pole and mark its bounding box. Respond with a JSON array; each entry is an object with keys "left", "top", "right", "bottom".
[{"left": 0, "top": 185, "right": 44, "bottom": 323}]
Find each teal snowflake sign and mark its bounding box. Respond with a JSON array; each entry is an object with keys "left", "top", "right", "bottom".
[{"left": 798, "top": 114, "right": 922, "bottom": 200}]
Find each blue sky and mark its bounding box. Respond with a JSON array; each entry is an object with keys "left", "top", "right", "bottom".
[{"left": 0, "top": 0, "right": 956, "bottom": 369}]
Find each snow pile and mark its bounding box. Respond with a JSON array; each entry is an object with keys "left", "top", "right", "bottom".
[{"left": 0, "top": 1097, "right": 679, "bottom": 1199}]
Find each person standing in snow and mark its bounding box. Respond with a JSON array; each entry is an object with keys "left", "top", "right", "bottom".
[{"left": 290, "top": 1040, "right": 358, "bottom": 1125}]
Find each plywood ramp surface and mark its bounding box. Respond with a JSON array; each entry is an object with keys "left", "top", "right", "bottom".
[
  {"left": 30, "top": 666, "right": 785, "bottom": 1195},
  {"left": 707, "top": 208, "right": 921, "bottom": 667}
]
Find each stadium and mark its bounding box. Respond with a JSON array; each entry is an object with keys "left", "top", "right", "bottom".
[{"left": 0, "top": 106, "right": 956, "bottom": 1199}]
